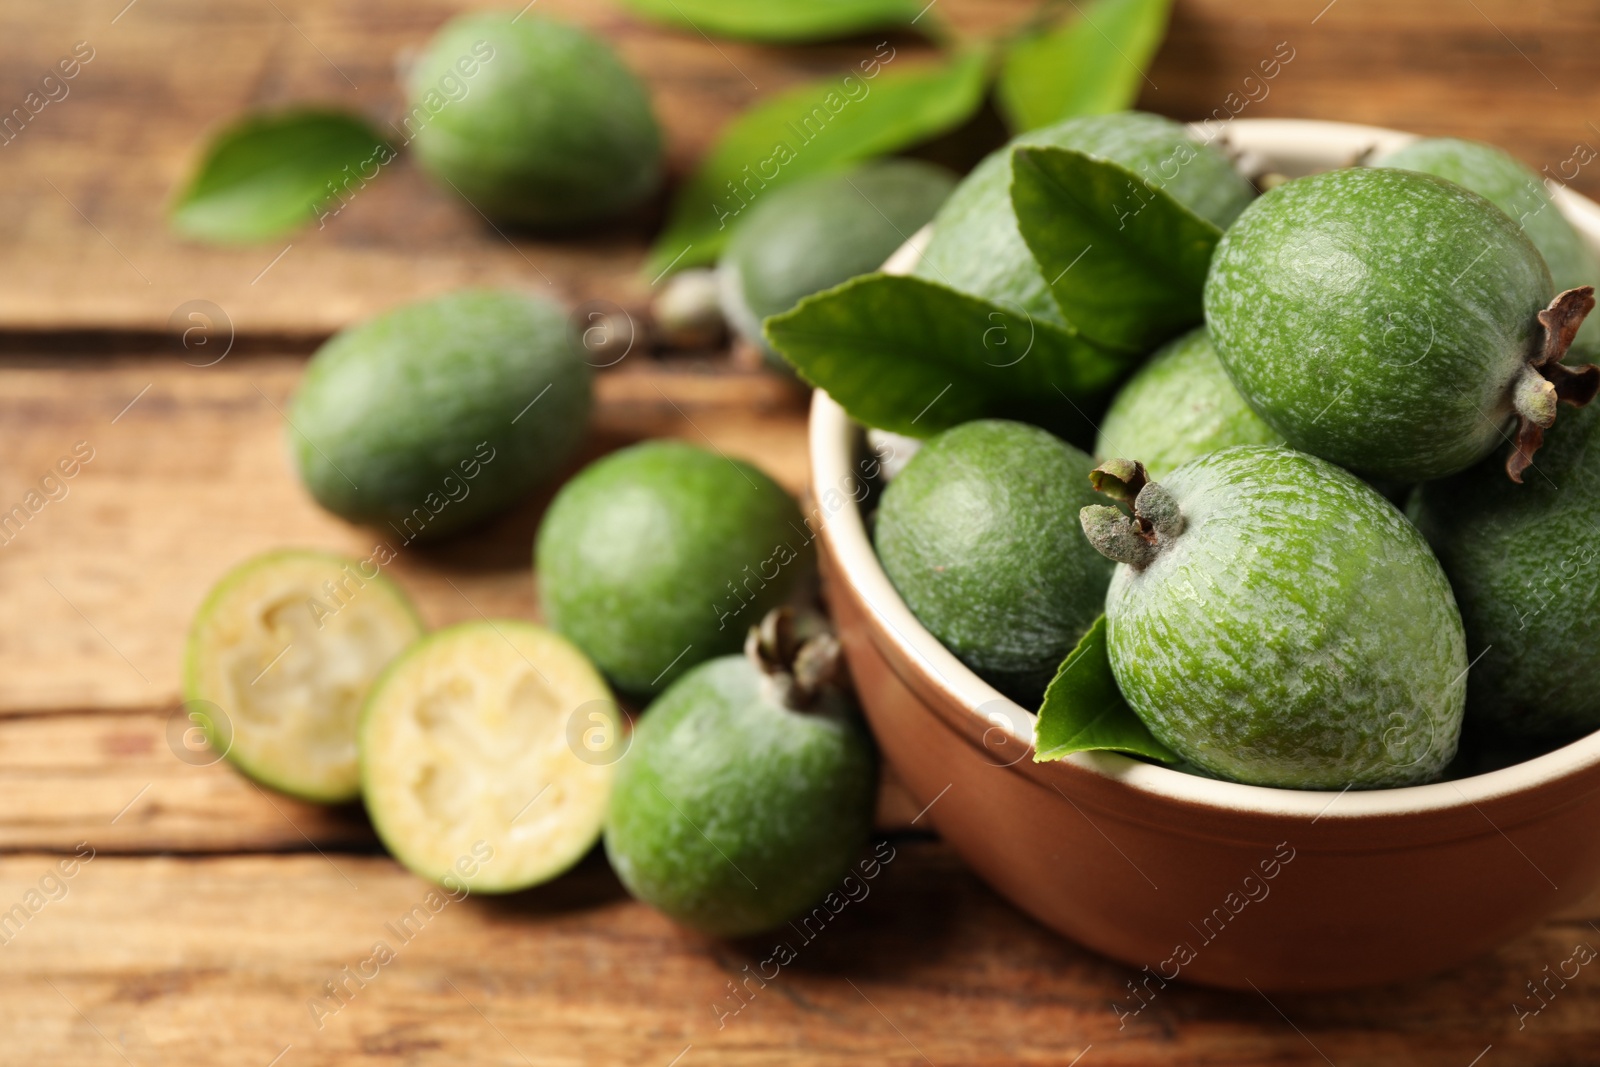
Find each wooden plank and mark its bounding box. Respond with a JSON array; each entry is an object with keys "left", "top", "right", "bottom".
[
  {"left": 0, "top": 351, "right": 809, "bottom": 715},
  {"left": 0, "top": 846, "right": 1596, "bottom": 1066},
  {"left": 1, "top": 0, "right": 1598, "bottom": 334},
  {"left": 0, "top": 707, "right": 921, "bottom": 852}
]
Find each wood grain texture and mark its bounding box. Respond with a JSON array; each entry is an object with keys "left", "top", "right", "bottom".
[
  {"left": 0, "top": 846, "right": 1598, "bottom": 1067},
  {"left": 0, "top": 706, "right": 922, "bottom": 852},
  {"left": 0, "top": 351, "right": 807, "bottom": 714},
  {"left": 4, "top": 1, "right": 1600, "bottom": 1061},
  {"left": 1, "top": 0, "right": 1597, "bottom": 334}
]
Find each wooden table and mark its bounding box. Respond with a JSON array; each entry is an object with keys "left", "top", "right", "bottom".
[{"left": 3, "top": 1, "right": 1600, "bottom": 1063}]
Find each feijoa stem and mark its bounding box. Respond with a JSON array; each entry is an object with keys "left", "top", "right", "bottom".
[
  {"left": 1080, "top": 461, "right": 1185, "bottom": 568},
  {"left": 1508, "top": 286, "right": 1599, "bottom": 482},
  {"left": 746, "top": 607, "right": 841, "bottom": 710}
]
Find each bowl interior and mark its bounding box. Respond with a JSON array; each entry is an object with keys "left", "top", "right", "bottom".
[{"left": 812, "top": 117, "right": 1600, "bottom": 821}]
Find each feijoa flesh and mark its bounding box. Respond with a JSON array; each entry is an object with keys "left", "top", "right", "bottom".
[
  {"left": 183, "top": 549, "right": 425, "bottom": 803},
  {"left": 360, "top": 620, "right": 620, "bottom": 892}
]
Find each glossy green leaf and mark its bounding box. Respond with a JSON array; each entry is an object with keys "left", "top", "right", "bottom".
[
  {"left": 644, "top": 49, "right": 989, "bottom": 278},
  {"left": 1034, "top": 615, "right": 1180, "bottom": 763},
  {"left": 615, "top": 0, "right": 937, "bottom": 42},
  {"left": 996, "top": 0, "right": 1171, "bottom": 133},
  {"left": 1011, "top": 144, "right": 1221, "bottom": 354},
  {"left": 171, "top": 109, "right": 392, "bottom": 244},
  {"left": 762, "top": 272, "right": 1125, "bottom": 438}
]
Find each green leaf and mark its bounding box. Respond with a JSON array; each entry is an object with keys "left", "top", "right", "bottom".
[
  {"left": 170, "top": 109, "right": 392, "bottom": 244},
  {"left": 1010, "top": 144, "right": 1221, "bottom": 354},
  {"left": 996, "top": 0, "right": 1171, "bottom": 133},
  {"left": 762, "top": 272, "right": 1125, "bottom": 437},
  {"left": 1034, "top": 615, "right": 1180, "bottom": 763},
  {"left": 644, "top": 49, "right": 990, "bottom": 278},
  {"left": 615, "top": 0, "right": 937, "bottom": 42}
]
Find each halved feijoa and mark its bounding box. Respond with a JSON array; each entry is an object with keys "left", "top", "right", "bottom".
[
  {"left": 359, "top": 620, "right": 619, "bottom": 892},
  {"left": 183, "top": 549, "right": 425, "bottom": 804}
]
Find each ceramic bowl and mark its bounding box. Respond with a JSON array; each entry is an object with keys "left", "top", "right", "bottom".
[{"left": 809, "top": 118, "right": 1600, "bottom": 992}]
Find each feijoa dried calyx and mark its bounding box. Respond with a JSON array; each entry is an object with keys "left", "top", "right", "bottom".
[
  {"left": 1508, "top": 286, "right": 1599, "bottom": 481},
  {"left": 1082, "top": 446, "right": 1468, "bottom": 789},
  {"left": 1204, "top": 167, "right": 1598, "bottom": 482}
]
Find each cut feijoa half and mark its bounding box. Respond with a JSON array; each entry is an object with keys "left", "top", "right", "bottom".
[
  {"left": 359, "top": 620, "right": 620, "bottom": 893},
  {"left": 183, "top": 549, "right": 425, "bottom": 804}
]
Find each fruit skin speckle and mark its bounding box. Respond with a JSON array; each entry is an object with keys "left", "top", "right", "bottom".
[
  {"left": 289, "top": 288, "right": 592, "bottom": 541},
  {"left": 916, "top": 111, "right": 1255, "bottom": 333},
  {"left": 874, "top": 419, "right": 1112, "bottom": 707},
  {"left": 719, "top": 160, "right": 957, "bottom": 366},
  {"left": 1378, "top": 137, "right": 1600, "bottom": 359},
  {"left": 1095, "top": 326, "right": 1284, "bottom": 479},
  {"left": 603, "top": 653, "right": 877, "bottom": 938},
  {"left": 1411, "top": 402, "right": 1600, "bottom": 739},
  {"left": 1093, "top": 445, "right": 1467, "bottom": 789},
  {"left": 1204, "top": 167, "right": 1557, "bottom": 482},
  {"left": 408, "top": 12, "right": 663, "bottom": 227},
  {"left": 535, "top": 441, "right": 809, "bottom": 697}
]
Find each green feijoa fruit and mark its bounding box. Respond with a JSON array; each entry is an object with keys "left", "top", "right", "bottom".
[
  {"left": 289, "top": 289, "right": 592, "bottom": 542},
  {"left": 360, "top": 620, "right": 620, "bottom": 893},
  {"left": 875, "top": 419, "right": 1112, "bottom": 707},
  {"left": 719, "top": 160, "right": 957, "bottom": 366},
  {"left": 604, "top": 615, "right": 876, "bottom": 937},
  {"left": 535, "top": 441, "right": 810, "bottom": 696},
  {"left": 183, "top": 549, "right": 425, "bottom": 804},
  {"left": 1411, "top": 402, "right": 1600, "bottom": 740},
  {"left": 916, "top": 111, "right": 1255, "bottom": 331},
  {"left": 1205, "top": 167, "right": 1598, "bottom": 483},
  {"left": 1081, "top": 447, "right": 1467, "bottom": 789},
  {"left": 1378, "top": 137, "right": 1600, "bottom": 359},
  {"left": 408, "top": 12, "right": 663, "bottom": 227},
  {"left": 1095, "top": 326, "right": 1283, "bottom": 479}
]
